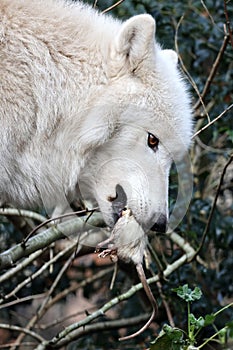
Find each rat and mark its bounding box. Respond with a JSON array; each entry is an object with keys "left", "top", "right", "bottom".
[{"left": 95, "top": 208, "right": 158, "bottom": 341}]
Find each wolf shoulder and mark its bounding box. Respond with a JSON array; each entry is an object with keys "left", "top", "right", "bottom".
[{"left": 0, "top": 0, "right": 192, "bottom": 216}]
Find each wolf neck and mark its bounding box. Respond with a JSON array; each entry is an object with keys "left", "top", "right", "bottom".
[{"left": 0, "top": 0, "right": 123, "bottom": 209}]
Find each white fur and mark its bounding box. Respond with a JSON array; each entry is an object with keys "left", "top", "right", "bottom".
[{"left": 0, "top": 0, "right": 192, "bottom": 230}]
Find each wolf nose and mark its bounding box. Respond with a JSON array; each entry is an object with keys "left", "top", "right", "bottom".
[
  {"left": 111, "top": 184, "right": 127, "bottom": 223},
  {"left": 151, "top": 214, "right": 167, "bottom": 233}
]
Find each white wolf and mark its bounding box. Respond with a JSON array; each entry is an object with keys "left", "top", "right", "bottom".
[{"left": 0, "top": 0, "right": 192, "bottom": 232}]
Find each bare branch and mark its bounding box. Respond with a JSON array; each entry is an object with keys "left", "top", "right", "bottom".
[
  {"left": 0, "top": 249, "right": 44, "bottom": 285},
  {"left": 10, "top": 247, "right": 111, "bottom": 349},
  {"left": 38, "top": 267, "right": 114, "bottom": 329},
  {"left": 224, "top": 0, "right": 233, "bottom": 47},
  {"left": 92, "top": 0, "right": 98, "bottom": 8},
  {"left": 192, "top": 103, "right": 233, "bottom": 139},
  {"left": 190, "top": 154, "right": 233, "bottom": 260},
  {"left": 0, "top": 324, "right": 45, "bottom": 343},
  {"left": 201, "top": 0, "right": 216, "bottom": 27},
  {"left": 0, "top": 241, "right": 76, "bottom": 305},
  {"left": 23, "top": 207, "right": 98, "bottom": 244},
  {"left": 0, "top": 208, "right": 48, "bottom": 223},
  {"left": 0, "top": 342, "right": 37, "bottom": 349},
  {"left": 194, "top": 34, "right": 230, "bottom": 111},
  {"left": 0, "top": 212, "right": 105, "bottom": 270},
  {"left": 174, "top": 16, "right": 210, "bottom": 122},
  {"left": 11, "top": 248, "right": 76, "bottom": 350},
  {"left": 0, "top": 293, "right": 46, "bottom": 310},
  {"left": 41, "top": 314, "right": 151, "bottom": 349},
  {"left": 102, "top": 0, "right": 125, "bottom": 14},
  {"left": 156, "top": 280, "right": 175, "bottom": 327},
  {"left": 35, "top": 232, "right": 198, "bottom": 349}
]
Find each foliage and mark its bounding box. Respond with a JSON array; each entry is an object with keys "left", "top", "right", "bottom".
[
  {"left": 150, "top": 285, "right": 233, "bottom": 350},
  {"left": 0, "top": 0, "right": 233, "bottom": 349}
]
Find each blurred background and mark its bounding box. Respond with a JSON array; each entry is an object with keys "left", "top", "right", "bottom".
[{"left": 0, "top": 0, "right": 232, "bottom": 349}]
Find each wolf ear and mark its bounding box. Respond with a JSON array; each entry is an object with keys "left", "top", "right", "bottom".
[{"left": 115, "top": 14, "right": 156, "bottom": 72}]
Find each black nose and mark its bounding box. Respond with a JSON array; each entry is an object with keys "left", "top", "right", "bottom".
[
  {"left": 112, "top": 184, "right": 127, "bottom": 223},
  {"left": 150, "top": 214, "right": 167, "bottom": 233}
]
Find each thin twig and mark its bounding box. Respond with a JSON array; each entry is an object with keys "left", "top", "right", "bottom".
[
  {"left": 0, "top": 324, "right": 45, "bottom": 343},
  {"left": 190, "top": 154, "right": 233, "bottom": 261},
  {"left": 224, "top": 0, "right": 233, "bottom": 47},
  {"left": 0, "top": 249, "right": 44, "bottom": 285},
  {"left": 0, "top": 208, "right": 48, "bottom": 223},
  {"left": 36, "top": 266, "right": 114, "bottom": 328},
  {"left": 11, "top": 248, "right": 76, "bottom": 350},
  {"left": 92, "top": 0, "right": 98, "bottom": 8},
  {"left": 0, "top": 293, "right": 46, "bottom": 310},
  {"left": 2, "top": 230, "right": 196, "bottom": 350},
  {"left": 195, "top": 134, "right": 232, "bottom": 155},
  {"left": 46, "top": 314, "right": 151, "bottom": 349},
  {"left": 156, "top": 280, "right": 175, "bottom": 327},
  {"left": 0, "top": 342, "right": 37, "bottom": 349},
  {"left": 102, "top": 0, "right": 125, "bottom": 14},
  {"left": 201, "top": 0, "right": 216, "bottom": 27},
  {"left": 38, "top": 238, "right": 197, "bottom": 349},
  {"left": 22, "top": 207, "right": 98, "bottom": 244},
  {"left": 192, "top": 103, "right": 233, "bottom": 139},
  {"left": 194, "top": 34, "right": 230, "bottom": 111},
  {"left": 0, "top": 212, "right": 104, "bottom": 270},
  {"left": 37, "top": 307, "right": 97, "bottom": 330},
  {"left": 165, "top": 230, "right": 207, "bottom": 267},
  {"left": 110, "top": 263, "right": 118, "bottom": 290},
  {"left": 0, "top": 241, "right": 76, "bottom": 305},
  {"left": 174, "top": 16, "right": 210, "bottom": 122}
]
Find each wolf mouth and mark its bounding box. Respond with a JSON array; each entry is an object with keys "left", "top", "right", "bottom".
[{"left": 110, "top": 184, "right": 167, "bottom": 233}]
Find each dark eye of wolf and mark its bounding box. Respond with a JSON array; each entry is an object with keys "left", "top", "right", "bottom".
[{"left": 147, "top": 132, "right": 159, "bottom": 150}]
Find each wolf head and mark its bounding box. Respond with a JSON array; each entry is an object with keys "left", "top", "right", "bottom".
[{"left": 77, "top": 14, "right": 192, "bottom": 233}]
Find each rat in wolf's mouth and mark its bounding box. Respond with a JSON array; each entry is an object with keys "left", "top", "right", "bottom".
[{"left": 96, "top": 208, "right": 157, "bottom": 341}]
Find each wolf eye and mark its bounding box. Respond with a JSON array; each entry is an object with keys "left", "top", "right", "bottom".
[{"left": 147, "top": 132, "right": 159, "bottom": 150}]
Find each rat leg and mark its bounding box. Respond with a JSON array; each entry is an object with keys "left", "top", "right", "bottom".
[
  {"left": 95, "top": 232, "right": 116, "bottom": 251},
  {"left": 96, "top": 233, "right": 118, "bottom": 259},
  {"left": 98, "top": 248, "right": 117, "bottom": 259}
]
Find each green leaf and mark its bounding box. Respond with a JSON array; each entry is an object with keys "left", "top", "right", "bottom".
[
  {"left": 191, "top": 287, "right": 203, "bottom": 301},
  {"left": 150, "top": 325, "right": 184, "bottom": 350},
  {"left": 189, "top": 313, "right": 205, "bottom": 329},
  {"left": 204, "top": 314, "right": 215, "bottom": 326},
  {"left": 173, "top": 285, "right": 202, "bottom": 302},
  {"left": 150, "top": 334, "right": 176, "bottom": 350},
  {"left": 189, "top": 313, "right": 197, "bottom": 323},
  {"left": 196, "top": 316, "right": 205, "bottom": 328},
  {"left": 218, "top": 327, "right": 227, "bottom": 344},
  {"left": 226, "top": 321, "right": 233, "bottom": 338}
]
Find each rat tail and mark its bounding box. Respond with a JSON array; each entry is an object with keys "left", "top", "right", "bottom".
[{"left": 119, "top": 263, "right": 158, "bottom": 341}]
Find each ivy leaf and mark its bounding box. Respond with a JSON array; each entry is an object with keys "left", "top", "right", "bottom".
[
  {"left": 189, "top": 313, "right": 197, "bottom": 324},
  {"left": 189, "top": 313, "right": 205, "bottom": 329},
  {"left": 204, "top": 314, "right": 215, "bottom": 326},
  {"left": 173, "top": 285, "right": 202, "bottom": 302},
  {"left": 150, "top": 324, "right": 184, "bottom": 350},
  {"left": 218, "top": 327, "right": 227, "bottom": 344},
  {"left": 150, "top": 334, "right": 175, "bottom": 350},
  {"left": 226, "top": 321, "right": 233, "bottom": 338}
]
